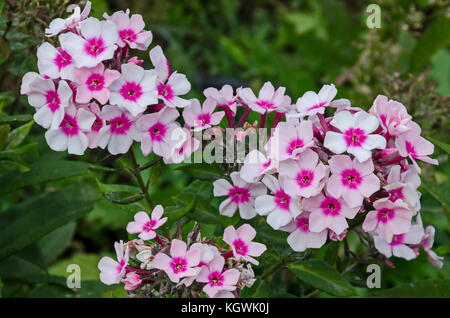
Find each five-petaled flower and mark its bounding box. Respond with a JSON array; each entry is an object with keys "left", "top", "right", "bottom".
[
  {"left": 223, "top": 224, "right": 267, "bottom": 265},
  {"left": 126, "top": 205, "right": 168, "bottom": 240}
]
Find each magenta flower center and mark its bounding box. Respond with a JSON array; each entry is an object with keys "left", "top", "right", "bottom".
[
  {"left": 157, "top": 83, "right": 174, "bottom": 100},
  {"left": 389, "top": 234, "right": 404, "bottom": 246},
  {"left": 274, "top": 189, "right": 291, "bottom": 210},
  {"left": 60, "top": 113, "right": 79, "bottom": 136},
  {"left": 86, "top": 73, "right": 105, "bottom": 91},
  {"left": 143, "top": 219, "right": 157, "bottom": 232},
  {"left": 109, "top": 113, "right": 132, "bottom": 135},
  {"left": 169, "top": 257, "right": 187, "bottom": 274},
  {"left": 148, "top": 122, "right": 168, "bottom": 142},
  {"left": 256, "top": 100, "right": 275, "bottom": 110},
  {"left": 208, "top": 271, "right": 225, "bottom": 287},
  {"left": 295, "top": 217, "right": 310, "bottom": 233},
  {"left": 287, "top": 138, "right": 304, "bottom": 156},
  {"left": 119, "top": 29, "right": 137, "bottom": 43},
  {"left": 376, "top": 208, "right": 395, "bottom": 223},
  {"left": 233, "top": 239, "right": 249, "bottom": 256},
  {"left": 296, "top": 169, "right": 314, "bottom": 188},
  {"left": 320, "top": 197, "right": 342, "bottom": 216},
  {"left": 84, "top": 37, "right": 106, "bottom": 57},
  {"left": 344, "top": 128, "right": 367, "bottom": 147},
  {"left": 120, "top": 81, "right": 143, "bottom": 102},
  {"left": 341, "top": 169, "right": 362, "bottom": 189},
  {"left": 45, "top": 90, "right": 61, "bottom": 112},
  {"left": 116, "top": 258, "right": 126, "bottom": 274},
  {"left": 228, "top": 186, "right": 251, "bottom": 203},
  {"left": 54, "top": 48, "right": 72, "bottom": 70},
  {"left": 195, "top": 113, "right": 211, "bottom": 127},
  {"left": 388, "top": 187, "right": 404, "bottom": 202},
  {"left": 91, "top": 115, "right": 104, "bottom": 132},
  {"left": 405, "top": 141, "right": 417, "bottom": 158}
]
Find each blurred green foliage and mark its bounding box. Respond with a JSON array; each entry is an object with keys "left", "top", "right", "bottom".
[{"left": 0, "top": 0, "right": 449, "bottom": 298}]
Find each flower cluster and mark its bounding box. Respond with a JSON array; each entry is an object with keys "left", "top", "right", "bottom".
[{"left": 98, "top": 206, "right": 266, "bottom": 298}]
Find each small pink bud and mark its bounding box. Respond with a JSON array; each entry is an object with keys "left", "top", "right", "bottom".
[
  {"left": 128, "top": 56, "right": 144, "bottom": 66},
  {"left": 329, "top": 229, "right": 347, "bottom": 241},
  {"left": 384, "top": 259, "right": 396, "bottom": 268},
  {"left": 123, "top": 272, "right": 142, "bottom": 291}
]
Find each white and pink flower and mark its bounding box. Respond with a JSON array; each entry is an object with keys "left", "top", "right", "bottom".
[
  {"left": 295, "top": 84, "right": 337, "bottom": 117},
  {"left": 238, "top": 82, "right": 290, "bottom": 114},
  {"left": 98, "top": 241, "right": 129, "bottom": 285},
  {"left": 327, "top": 155, "right": 380, "bottom": 208},
  {"left": 204, "top": 84, "right": 237, "bottom": 115},
  {"left": 223, "top": 224, "right": 267, "bottom": 265},
  {"left": 123, "top": 272, "right": 142, "bottom": 291},
  {"left": 239, "top": 150, "right": 278, "bottom": 184},
  {"left": 213, "top": 172, "right": 266, "bottom": 219},
  {"left": 80, "top": 102, "right": 105, "bottom": 148},
  {"left": 183, "top": 98, "right": 225, "bottom": 131},
  {"left": 164, "top": 127, "right": 200, "bottom": 164},
  {"left": 126, "top": 205, "right": 167, "bottom": 241},
  {"left": 37, "top": 41, "right": 75, "bottom": 81},
  {"left": 324, "top": 110, "right": 386, "bottom": 162},
  {"left": 370, "top": 95, "right": 412, "bottom": 137},
  {"left": 45, "top": 1, "right": 91, "bottom": 37}
]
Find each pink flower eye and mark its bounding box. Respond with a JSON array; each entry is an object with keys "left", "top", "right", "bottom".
[
  {"left": 233, "top": 239, "right": 249, "bottom": 256},
  {"left": 376, "top": 208, "right": 395, "bottom": 223},
  {"left": 157, "top": 83, "right": 174, "bottom": 100},
  {"left": 120, "top": 81, "right": 143, "bottom": 101},
  {"left": 320, "top": 197, "right": 342, "bottom": 216},
  {"left": 341, "top": 169, "right": 362, "bottom": 189},
  {"left": 60, "top": 114, "right": 79, "bottom": 136},
  {"left": 109, "top": 114, "right": 133, "bottom": 135},
  {"left": 84, "top": 37, "right": 106, "bottom": 57},
  {"left": 45, "top": 90, "right": 61, "bottom": 112},
  {"left": 228, "top": 186, "right": 251, "bottom": 203},
  {"left": 344, "top": 128, "right": 367, "bottom": 147},
  {"left": 119, "top": 29, "right": 137, "bottom": 43},
  {"left": 296, "top": 169, "right": 314, "bottom": 188},
  {"left": 295, "top": 217, "right": 310, "bottom": 232},
  {"left": 54, "top": 48, "right": 72, "bottom": 70},
  {"left": 170, "top": 257, "right": 187, "bottom": 273},
  {"left": 86, "top": 73, "right": 105, "bottom": 91}
]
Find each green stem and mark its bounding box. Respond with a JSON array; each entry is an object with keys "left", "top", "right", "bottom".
[
  {"left": 129, "top": 151, "right": 154, "bottom": 209},
  {"left": 260, "top": 253, "right": 294, "bottom": 280}
]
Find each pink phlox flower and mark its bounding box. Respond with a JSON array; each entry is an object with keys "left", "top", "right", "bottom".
[
  {"left": 183, "top": 98, "right": 225, "bottom": 131},
  {"left": 196, "top": 255, "right": 240, "bottom": 298},
  {"left": 395, "top": 121, "right": 438, "bottom": 172},
  {"left": 97, "top": 105, "right": 139, "bottom": 155},
  {"left": 280, "top": 211, "right": 328, "bottom": 252},
  {"left": 373, "top": 223, "right": 424, "bottom": 260},
  {"left": 324, "top": 110, "right": 386, "bottom": 162},
  {"left": 163, "top": 127, "right": 200, "bottom": 164},
  {"left": 104, "top": 10, "right": 152, "bottom": 50},
  {"left": 126, "top": 205, "right": 167, "bottom": 240},
  {"left": 223, "top": 224, "right": 267, "bottom": 265},
  {"left": 73, "top": 63, "right": 120, "bottom": 104},
  {"left": 59, "top": 17, "right": 118, "bottom": 68},
  {"left": 295, "top": 84, "right": 337, "bottom": 117},
  {"left": 21, "top": 72, "right": 44, "bottom": 95},
  {"left": 370, "top": 95, "right": 412, "bottom": 137},
  {"left": 278, "top": 149, "right": 327, "bottom": 198},
  {"left": 45, "top": 1, "right": 91, "bottom": 37},
  {"left": 239, "top": 149, "right": 278, "bottom": 183},
  {"left": 238, "top": 82, "right": 290, "bottom": 114},
  {"left": 327, "top": 155, "right": 380, "bottom": 208},
  {"left": 363, "top": 198, "right": 414, "bottom": 242},
  {"left": 79, "top": 102, "right": 105, "bottom": 148},
  {"left": 123, "top": 272, "right": 142, "bottom": 291},
  {"left": 136, "top": 107, "right": 183, "bottom": 158},
  {"left": 37, "top": 41, "right": 75, "bottom": 81},
  {"left": 27, "top": 78, "right": 73, "bottom": 129},
  {"left": 387, "top": 164, "right": 421, "bottom": 189},
  {"left": 384, "top": 181, "right": 420, "bottom": 213},
  {"left": 98, "top": 240, "right": 129, "bottom": 285},
  {"left": 415, "top": 214, "right": 444, "bottom": 268},
  {"left": 45, "top": 105, "right": 95, "bottom": 155},
  {"left": 152, "top": 239, "right": 202, "bottom": 283},
  {"left": 109, "top": 62, "right": 158, "bottom": 116},
  {"left": 255, "top": 174, "right": 301, "bottom": 230},
  {"left": 204, "top": 84, "right": 238, "bottom": 115},
  {"left": 213, "top": 172, "right": 266, "bottom": 219},
  {"left": 303, "top": 190, "right": 359, "bottom": 235}
]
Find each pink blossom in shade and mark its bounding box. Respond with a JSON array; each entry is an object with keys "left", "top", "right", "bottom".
[
  {"left": 163, "top": 127, "right": 200, "bottom": 164},
  {"left": 213, "top": 172, "right": 266, "bottom": 220},
  {"left": 237, "top": 82, "right": 291, "bottom": 114},
  {"left": 373, "top": 223, "right": 424, "bottom": 260},
  {"left": 239, "top": 150, "right": 278, "bottom": 183},
  {"left": 395, "top": 121, "right": 438, "bottom": 172},
  {"left": 45, "top": 105, "right": 96, "bottom": 155},
  {"left": 135, "top": 107, "right": 181, "bottom": 158},
  {"left": 21, "top": 72, "right": 44, "bottom": 95},
  {"left": 196, "top": 255, "right": 240, "bottom": 298},
  {"left": 266, "top": 120, "right": 314, "bottom": 161},
  {"left": 73, "top": 63, "right": 120, "bottom": 104},
  {"left": 156, "top": 72, "right": 192, "bottom": 108},
  {"left": 45, "top": 1, "right": 91, "bottom": 37},
  {"left": 384, "top": 182, "right": 420, "bottom": 213},
  {"left": 420, "top": 225, "right": 444, "bottom": 268},
  {"left": 387, "top": 164, "right": 421, "bottom": 189},
  {"left": 327, "top": 155, "right": 380, "bottom": 208},
  {"left": 370, "top": 95, "right": 412, "bottom": 137},
  {"left": 27, "top": 78, "right": 73, "bottom": 129},
  {"left": 98, "top": 241, "right": 129, "bottom": 285},
  {"left": 324, "top": 110, "right": 386, "bottom": 162},
  {"left": 37, "top": 42, "right": 75, "bottom": 81},
  {"left": 303, "top": 191, "right": 359, "bottom": 235},
  {"left": 223, "top": 224, "right": 267, "bottom": 265},
  {"left": 363, "top": 198, "right": 414, "bottom": 242},
  {"left": 109, "top": 63, "right": 158, "bottom": 116},
  {"left": 96, "top": 105, "right": 139, "bottom": 155},
  {"left": 203, "top": 84, "right": 238, "bottom": 115},
  {"left": 280, "top": 212, "right": 328, "bottom": 252},
  {"left": 79, "top": 102, "right": 105, "bottom": 148},
  {"left": 127, "top": 56, "right": 144, "bottom": 66},
  {"left": 149, "top": 45, "right": 171, "bottom": 83},
  {"left": 329, "top": 229, "right": 348, "bottom": 241},
  {"left": 191, "top": 243, "right": 220, "bottom": 265},
  {"left": 105, "top": 10, "right": 152, "bottom": 50},
  {"left": 123, "top": 272, "right": 142, "bottom": 291},
  {"left": 255, "top": 175, "right": 301, "bottom": 230},
  {"left": 59, "top": 18, "right": 118, "bottom": 68},
  {"left": 183, "top": 98, "right": 225, "bottom": 131},
  {"left": 295, "top": 84, "right": 337, "bottom": 117},
  {"left": 152, "top": 239, "right": 202, "bottom": 283},
  {"left": 278, "top": 149, "right": 327, "bottom": 199},
  {"left": 126, "top": 205, "right": 167, "bottom": 241}
]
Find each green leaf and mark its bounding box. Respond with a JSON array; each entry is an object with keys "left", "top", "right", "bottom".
[
  {"left": 373, "top": 279, "right": 450, "bottom": 298},
  {"left": 0, "top": 192, "right": 94, "bottom": 261},
  {"left": 0, "top": 160, "right": 96, "bottom": 196},
  {"left": 165, "top": 197, "right": 196, "bottom": 225},
  {"left": 240, "top": 279, "right": 272, "bottom": 298},
  {"left": 0, "top": 276, "right": 3, "bottom": 297},
  {"left": 410, "top": 15, "right": 450, "bottom": 72},
  {"left": 7, "top": 120, "right": 33, "bottom": 149},
  {"left": 430, "top": 49, "right": 450, "bottom": 96},
  {"left": 288, "top": 260, "right": 357, "bottom": 297},
  {"left": 422, "top": 177, "right": 450, "bottom": 212},
  {"left": 176, "top": 163, "right": 225, "bottom": 180},
  {"left": 0, "top": 114, "right": 33, "bottom": 124},
  {"left": 427, "top": 136, "right": 450, "bottom": 155}
]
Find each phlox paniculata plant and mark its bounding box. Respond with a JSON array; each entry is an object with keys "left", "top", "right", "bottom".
[{"left": 20, "top": 2, "right": 443, "bottom": 298}]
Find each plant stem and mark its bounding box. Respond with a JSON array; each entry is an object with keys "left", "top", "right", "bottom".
[
  {"left": 260, "top": 253, "right": 294, "bottom": 280},
  {"left": 236, "top": 107, "right": 251, "bottom": 127},
  {"left": 129, "top": 150, "right": 154, "bottom": 209}
]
